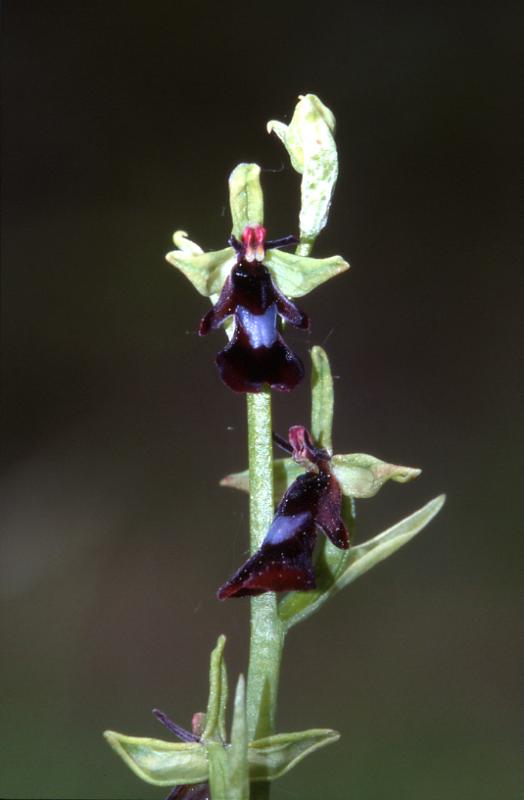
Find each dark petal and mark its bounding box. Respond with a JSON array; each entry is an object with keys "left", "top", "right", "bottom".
[
  {"left": 273, "top": 284, "right": 309, "bottom": 330},
  {"left": 166, "top": 783, "right": 210, "bottom": 800},
  {"left": 153, "top": 709, "right": 200, "bottom": 743},
  {"left": 199, "top": 275, "right": 236, "bottom": 336},
  {"left": 217, "top": 518, "right": 316, "bottom": 599},
  {"left": 272, "top": 431, "right": 294, "bottom": 455},
  {"left": 265, "top": 234, "right": 298, "bottom": 249},
  {"left": 216, "top": 329, "right": 304, "bottom": 393},
  {"left": 228, "top": 234, "right": 243, "bottom": 253},
  {"left": 315, "top": 473, "right": 350, "bottom": 549}
]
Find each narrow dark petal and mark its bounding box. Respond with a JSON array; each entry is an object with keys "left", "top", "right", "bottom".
[
  {"left": 228, "top": 234, "right": 243, "bottom": 253},
  {"left": 272, "top": 431, "right": 294, "bottom": 455},
  {"left": 265, "top": 234, "right": 298, "bottom": 249},
  {"left": 217, "top": 515, "right": 316, "bottom": 599},
  {"left": 153, "top": 709, "right": 200, "bottom": 743}
]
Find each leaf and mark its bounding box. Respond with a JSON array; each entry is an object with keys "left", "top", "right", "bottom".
[
  {"left": 229, "top": 163, "right": 264, "bottom": 238},
  {"left": 268, "top": 94, "right": 338, "bottom": 252},
  {"left": 228, "top": 675, "right": 249, "bottom": 799},
  {"left": 202, "top": 634, "right": 228, "bottom": 742},
  {"left": 249, "top": 728, "right": 339, "bottom": 782},
  {"left": 331, "top": 453, "right": 421, "bottom": 498},
  {"left": 265, "top": 248, "right": 349, "bottom": 299},
  {"left": 103, "top": 732, "right": 208, "bottom": 787},
  {"left": 220, "top": 457, "right": 303, "bottom": 499},
  {"left": 310, "top": 345, "right": 334, "bottom": 452},
  {"left": 281, "top": 495, "right": 445, "bottom": 628},
  {"left": 166, "top": 244, "right": 235, "bottom": 298}
]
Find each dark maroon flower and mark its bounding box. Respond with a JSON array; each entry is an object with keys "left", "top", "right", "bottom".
[
  {"left": 199, "top": 225, "right": 309, "bottom": 393},
  {"left": 217, "top": 426, "right": 349, "bottom": 599},
  {"left": 153, "top": 709, "right": 210, "bottom": 800}
]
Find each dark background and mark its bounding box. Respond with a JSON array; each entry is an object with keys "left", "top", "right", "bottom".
[{"left": 2, "top": 2, "right": 523, "bottom": 798}]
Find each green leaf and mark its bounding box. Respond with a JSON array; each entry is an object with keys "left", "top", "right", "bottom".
[
  {"left": 228, "top": 675, "right": 249, "bottom": 799},
  {"left": 249, "top": 728, "right": 339, "bottom": 782},
  {"left": 166, "top": 241, "right": 235, "bottom": 298},
  {"left": 203, "top": 634, "right": 228, "bottom": 742},
  {"left": 220, "top": 457, "right": 302, "bottom": 499},
  {"left": 268, "top": 94, "right": 338, "bottom": 253},
  {"left": 265, "top": 248, "right": 349, "bottom": 298},
  {"left": 103, "top": 732, "right": 208, "bottom": 787},
  {"left": 229, "top": 163, "right": 264, "bottom": 237},
  {"left": 331, "top": 453, "right": 421, "bottom": 498},
  {"left": 310, "top": 345, "right": 334, "bottom": 452},
  {"left": 280, "top": 495, "right": 445, "bottom": 628}
]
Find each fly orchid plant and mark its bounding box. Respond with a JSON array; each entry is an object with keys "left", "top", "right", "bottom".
[{"left": 104, "top": 94, "right": 445, "bottom": 800}]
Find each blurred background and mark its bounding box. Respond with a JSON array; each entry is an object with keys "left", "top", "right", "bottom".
[{"left": 2, "top": 2, "right": 523, "bottom": 798}]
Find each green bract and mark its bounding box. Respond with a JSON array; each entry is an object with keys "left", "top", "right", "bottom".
[
  {"left": 105, "top": 636, "right": 339, "bottom": 792},
  {"left": 268, "top": 94, "right": 338, "bottom": 254}
]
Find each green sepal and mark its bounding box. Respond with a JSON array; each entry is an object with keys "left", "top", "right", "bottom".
[
  {"left": 165, "top": 240, "right": 235, "bottom": 298},
  {"left": 202, "top": 634, "right": 228, "bottom": 742},
  {"left": 279, "top": 495, "right": 446, "bottom": 628},
  {"left": 221, "top": 451, "right": 420, "bottom": 503},
  {"left": 264, "top": 248, "right": 349, "bottom": 298},
  {"left": 249, "top": 728, "right": 340, "bottom": 782},
  {"left": 229, "top": 163, "right": 264, "bottom": 237},
  {"left": 220, "top": 457, "right": 301, "bottom": 498},
  {"left": 331, "top": 453, "right": 421, "bottom": 498},
  {"left": 268, "top": 94, "right": 338, "bottom": 253},
  {"left": 103, "top": 724, "right": 340, "bottom": 789},
  {"left": 103, "top": 732, "right": 208, "bottom": 787},
  {"left": 228, "top": 675, "right": 249, "bottom": 798},
  {"left": 310, "top": 345, "right": 334, "bottom": 452}
]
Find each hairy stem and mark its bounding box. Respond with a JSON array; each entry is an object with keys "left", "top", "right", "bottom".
[
  {"left": 246, "top": 390, "right": 284, "bottom": 775},
  {"left": 296, "top": 239, "right": 313, "bottom": 257}
]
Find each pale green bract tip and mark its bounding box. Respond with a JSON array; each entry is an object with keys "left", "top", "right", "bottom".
[{"left": 268, "top": 93, "right": 339, "bottom": 250}]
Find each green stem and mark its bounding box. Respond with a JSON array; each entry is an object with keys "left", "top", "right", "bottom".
[
  {"left": 246, "top": 390, "right": 285, "bottom": 785},
  {"left": 296, "top": 238, "right": 313, "bottom": 257}
]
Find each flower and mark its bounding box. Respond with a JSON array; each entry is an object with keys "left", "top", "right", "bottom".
[
  {"left": 199, "top": 225, "right": 309, "bottom": 393},
  {"left": 153, "top": 709, "right": 210, "bottom": 800},
  {"left": 217, "top": 425, "right": 349, "bottom": 599}
]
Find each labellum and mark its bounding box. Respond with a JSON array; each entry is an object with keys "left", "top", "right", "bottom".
[
  {"left": 199, "top": 225, "right": 309, "bottom": 393},
  {"left": 217, "top": 426, "right": 349, "bottom": 599}
]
